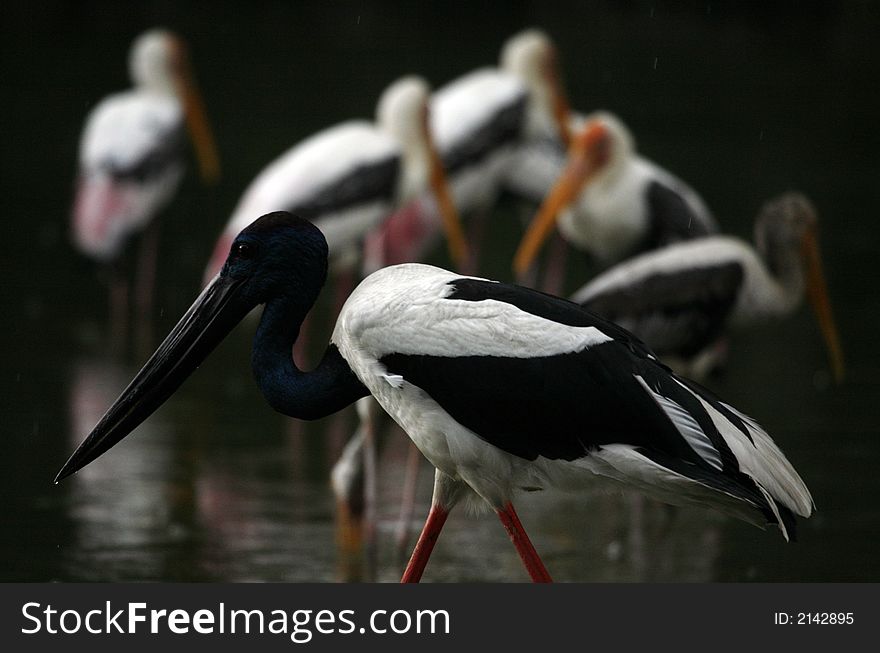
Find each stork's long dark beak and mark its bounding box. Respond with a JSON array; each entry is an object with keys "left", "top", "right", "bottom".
[{"left": 55, "top": 273, "right": 251, "bottom": 482}]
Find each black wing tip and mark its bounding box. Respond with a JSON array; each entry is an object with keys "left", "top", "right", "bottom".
[{"left": 778, "top": 505, "right": 799, "bottom": 543}]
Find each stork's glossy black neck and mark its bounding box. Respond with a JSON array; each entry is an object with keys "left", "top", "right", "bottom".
[{"left": 251, "top": 275, "right": 368, "bottom": 421}]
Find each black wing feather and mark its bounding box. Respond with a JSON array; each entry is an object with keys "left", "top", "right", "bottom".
[
  {"left": 381, "top": 346, "right": 702, "bottom": 463},
  {"left": 441, "top": 94, "right": 527, "bottom": 175},
  {"left": 293, "top": 155, "right": 400, "bottom": 219},
  {"left": 643, "top": 180, "right": 713, "bottom": 248},
  {"left": 580, "top": 262, "right": 744, "bottom": 358}
]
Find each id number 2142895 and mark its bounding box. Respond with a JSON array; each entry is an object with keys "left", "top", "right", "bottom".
[{"left": 774, "top": 613, "right": 853, "bottom": 625}]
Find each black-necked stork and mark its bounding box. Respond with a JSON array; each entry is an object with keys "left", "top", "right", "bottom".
[
  {"left": 572, "top": 192, "right": 845, "bottom": 382},
  {"left": 57, "top": 212, "right": 813, "bottom": 582},
  {"left": 72, "top": 29, "right": 219, "bottom": 349},
  {"left": 362, "top": 28, "right": 573, "bottom": 273},
  {"left": 202, "top": 76, "right": 467, "bottom": 286},
  {"left": 513, "top": 111, "right": 716, "bottom": 280}
]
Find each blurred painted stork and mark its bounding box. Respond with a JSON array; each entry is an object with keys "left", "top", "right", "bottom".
[
  {"left": 72, "top": 29, "right": 219, "bottom": 351},
  {"left": 202, "top": 76, "right": 467, "bottom": 288},
  {"left": 362, "top": 28, "right": 574, "bottom": 274},
  {"left": 57, "top": 211, "right": 814, "bottom": 583},
  {"left": 572, "top": 192, "right": 845, "bottom": 382},
  {"left": 513, "top": 111, "right": 716, "bottom": 287}
]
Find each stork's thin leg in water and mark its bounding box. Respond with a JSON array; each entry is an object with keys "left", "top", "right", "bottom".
[
  {"left": 108, "top": 260, "right": 129, "bottom": 356},
  {"left": 134, "top": 220, "right": 161, "bottom": 357},
  {"left": 332, "top": 429, "right": 366, "bottom": 582},
  {"left": 401, "top": 470, "right": 466, "bottom": 583},
  {"left": 394, "top": 440, "right": 424, "bottom": 559},
  {"left": 496, "top": 502, "right": 553, "bottom": 583},
  {"left": 358, "top": 398, "right": 379, "bottom": 581},
  {"left": 330, "top": 398, "right": 382, "bottom": 581},
  {"left": 401, "top": 503, "right": 449, "bottom": 583},
  {"left": 460, "top": 205, "right": 492, "bottom": 276}
]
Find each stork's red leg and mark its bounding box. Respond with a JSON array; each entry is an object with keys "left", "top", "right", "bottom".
[
  {"left": 400, "top": 503, "right": 449, "bottom": 583},
  {"left": 496, "top": 502, "right": 553, "bottom": 583}
]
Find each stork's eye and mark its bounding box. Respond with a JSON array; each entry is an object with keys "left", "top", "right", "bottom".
[{"left": 233, "top": 241, "right": 256, "bottom": 259}]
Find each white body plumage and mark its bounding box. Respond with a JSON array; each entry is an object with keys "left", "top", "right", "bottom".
[{"left": 331, "top": 263, "right": 812, "bottom": 535}]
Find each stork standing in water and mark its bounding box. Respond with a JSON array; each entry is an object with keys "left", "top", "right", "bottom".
[
  {"left": 513, "top": 111, "right": 716, "bottom": 292},
  {"left": 72, "top": 29, "right": 220, "bottom": 353},
  {"left": 57, "top": 211, "right": 814, "bottom": 582},
  {"left": 361, "top": 28, "right": 573, "bottom": 274},
  {"left": 572, "top": 192, "right": 845, "bottom": 382}
]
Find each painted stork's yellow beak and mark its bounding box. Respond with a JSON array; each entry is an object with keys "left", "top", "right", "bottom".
[
  {"left": 801, "top": 223, "right": 845, "bottom": 383},
  {"left": 171, "top": 37, "right": 221, "bottom": 184},
  {"left": 423, "top": 108, "right": 469, "bottom": 270},
  {"left": 513, "top": 121, "right": 610, "bottom": 276}
]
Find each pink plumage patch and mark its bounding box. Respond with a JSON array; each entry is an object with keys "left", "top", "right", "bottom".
[
  {"left": 372, "top": 199, "right": 440, "bottom": 267},
  {"left": 72, "top": 176, "right": 141, "bottom": 260}
]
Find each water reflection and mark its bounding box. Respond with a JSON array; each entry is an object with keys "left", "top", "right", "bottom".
[
  {"left": 64, "top": 357, "right": 196, "bottom": 580},
  {"left": 61, "top": 358, "right": 726, "bottom": 582},
  {"left": 63, "top": 356, "right": 344, "bottom": 581}
]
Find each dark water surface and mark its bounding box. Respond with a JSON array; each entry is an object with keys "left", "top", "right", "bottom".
[{"left": 2, "top": 2, "right": 879, "bottom": 582}]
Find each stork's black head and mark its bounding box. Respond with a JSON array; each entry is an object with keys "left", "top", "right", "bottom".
[{"left": 220, "top": 211, "right": 329, "bottom": 308}]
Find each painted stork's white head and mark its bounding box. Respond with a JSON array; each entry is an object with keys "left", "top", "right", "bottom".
[
  {"left": 755, "top": 192, "right": 845, "bottom": 382},
  {"left": 500, "top": 28, "right": 572, "bottom": 146},
  {"left": 129, "top": 29, "right": 180, "bottom": 95},
  {"left": 376, "top": 76, "right": 433, "bottom": 200},
  {"left": 128, "top": 28, "right": 220, "bottom": 182},
  {"left": 376, "top": 76, "right": 468, "bottom": 267},
  {"left": 513, "top": 111, "right": 634, "bottom": 275}
]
